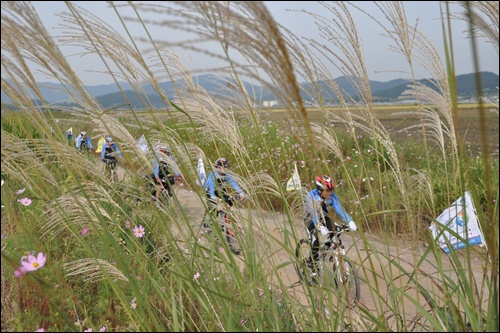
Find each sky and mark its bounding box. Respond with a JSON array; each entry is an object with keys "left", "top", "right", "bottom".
[{"left": 25, "top": 1, "right": 499, "bottom": 85}]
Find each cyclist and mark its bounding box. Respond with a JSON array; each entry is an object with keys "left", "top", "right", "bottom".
[
  {"left": 75, "top": 131, "right": 94, "bottom": 152},
  {"left": 204, "top": 157, "right": 245, "bottom": 207},
  {"left": 304, "top": 175, "right": 356, "bottom": 271},
  {"left": 101, "top": 136, "right": 123, "bottom": 177},
  {"left": 65, "top": 129, "right": 74, "bottom": 144},
  {"left": 150, "top": 145, "right": 181, "bottom": 200}
]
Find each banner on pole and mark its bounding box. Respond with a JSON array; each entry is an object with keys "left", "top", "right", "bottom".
[
  {"left": 429, "top": 191, "right": 485, "bottom": 254},
  {"left": 136, "top": 134, "right": 148, "bottom": 152},
  {"left": 196, "top": 156, "right": 206, "bottom": 187},
  {"left": 286, "top": 163, "right": 301, "bottom": 192}
]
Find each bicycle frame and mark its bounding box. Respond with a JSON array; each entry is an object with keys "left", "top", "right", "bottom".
[
  {"left": 201, "top": 198, "right": 242, "bottom": 254},
  {"left": 295, "top": 223, "right": 360, "bottom": 302},
  {"left": 104, "top": 159, "right": 118, "bottom": 182}
]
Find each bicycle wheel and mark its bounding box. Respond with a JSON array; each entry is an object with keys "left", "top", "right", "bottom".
[
  {"left": 110, "top": 162, "right": 118, "bottom": 182},
  {"left": 329, "top": 257, "right": 361, "bottom": 302},
  {"left": 294, "top": 238, "right": 316, "bottom": 285},
  {"left": 220, "top": 213, "right": 241, "bottom": 255}
]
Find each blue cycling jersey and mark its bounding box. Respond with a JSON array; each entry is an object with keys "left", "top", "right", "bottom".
[
  {"left": 304, "top": 188, "right": 352, "bottom": 227},
  {"left": 204, "top": 170, "right": 244, "bottom": 199}
]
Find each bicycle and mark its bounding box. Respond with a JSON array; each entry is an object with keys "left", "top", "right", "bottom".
[
  {"left": 103, "top": 158, "right": 118, "bottom": 183},
  {"left": 200, "top": 195, "right": 245, "bottom": 255},
  {"left": 143, "top": 173, "right": 176, "bottom": 206},
  {"left": 294, "top": 223, "right": 361, "bottom": 302}
]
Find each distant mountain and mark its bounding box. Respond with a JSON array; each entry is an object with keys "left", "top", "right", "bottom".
[{"left": 2, "top": 72, "right": 498, "bottom": 109}]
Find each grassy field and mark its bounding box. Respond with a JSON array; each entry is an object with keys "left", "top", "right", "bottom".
[{"left": 258, "top": 104, "right": 499, "bottom": 156}]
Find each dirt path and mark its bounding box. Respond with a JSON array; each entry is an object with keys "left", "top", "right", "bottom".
[
  {"left": 169, "top": 186, "right": 489, "bottom": 327},
  {"left": 115, "top": 164, "right": 489, "bottom": 328}
]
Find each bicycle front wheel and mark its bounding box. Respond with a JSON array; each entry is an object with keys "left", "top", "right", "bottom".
[{"left": 329, "top": 258, "right": 361, "bottom": 303}]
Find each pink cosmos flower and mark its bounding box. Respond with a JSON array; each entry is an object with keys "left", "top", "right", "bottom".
[
  {"left": 81, "top": 228, "right": 89, "bottom": 236},
  {"left": 21, "top": 252, "right": 47, "bottom": 272},
  {"left": 14, "top": 266, "right": 28, "bottom": 278},
  {"left": 194, "top": 272, "right": 200, "bottom": 280},
  {"left": 98, "top": 326, "right": 106, "bottom": 332},
  {"left": 35, "top": 329, "right": 45, "bottom": 332},
  {"left": 125, "top": 221, "right": 131, "bottom": 229},
  {"left": 84, "top": 329, "right": 93, "bottom": 332},
  {"left": 16, "top": 188, "right": 26, "bottom": 195},
  {"left": 131, "top": 297, "right": 137, "bottom": 309},
  {"left": 18, "top": 198, "right": 32, "bottom": 206},
  {"left": 133, "top": 225, "right": 145, "bottom": 238}
]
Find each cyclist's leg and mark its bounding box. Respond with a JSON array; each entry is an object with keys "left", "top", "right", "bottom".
[
  {"left": 306, "top": 220, "right": 320, "bottom": 265},
  {"left": 111, "top": 160, "right": 118, "bottom": 181}
]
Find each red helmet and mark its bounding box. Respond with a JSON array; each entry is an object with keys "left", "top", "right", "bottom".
[
  {"left": 159, "top": 146, "right": 170, "bottom": 155},
  {"left": 214, "top": 157, "right": 229, "bottom": 169},
  {"left": 315, "top": 175, "right": 335, "bottom": 191}
]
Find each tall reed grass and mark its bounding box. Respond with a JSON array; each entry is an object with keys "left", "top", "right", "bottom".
[{"left": 1, "top": 1, "right": 498, "bottom": 332}]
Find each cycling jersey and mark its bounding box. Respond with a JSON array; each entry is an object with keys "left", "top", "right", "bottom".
[{"left": 304, "top": 188, "right": 352, "bottom": 227}]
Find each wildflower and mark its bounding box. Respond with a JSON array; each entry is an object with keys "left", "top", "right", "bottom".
[
  {"left": 194, "top": 272, "right": 200, "bottom": 280},
  {"left": 18, "top": 198, "right": 32, "bottom": 206},
  {"left": 84, "top": 329, "right": 92, "bottom": 332},
  {"left": 14, "top": 266, "right": 28, "bottom": 278},
  {"left": 1, "top": 179, "right": 4, "bottom": 186},
  {"left": 325, "top": 308, "right": 330, "bottom": 317},
  {"left": 124, "top": 220, "right": 131, "bottom": 229},
  {"left": 133, "top": 225, "right": 145, "bottom": 238},
  {"left": 99, "top": 326, "right": 106, "bottom": 332},
  {"left": 131, "top": 297, "right": 137, "bottom": 309},
  {"left": 81, "top": 228, "right": 89, "bottom": 236},
  {"left": 16, "top": 188, "right": 26, "bottom": 195},
  {"left": 346, "top": 156, "right": 351, "bottom": 161},
  {"left": 21, "top": 252, "right": 47, "bottom": 272},
  {"left": 35, "top": 329, "right": 45, "bottom": 332}
]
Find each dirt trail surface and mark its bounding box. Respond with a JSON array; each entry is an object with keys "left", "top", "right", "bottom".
[{"left": 117, "top": 166, "right": 489, "bottom": 328}]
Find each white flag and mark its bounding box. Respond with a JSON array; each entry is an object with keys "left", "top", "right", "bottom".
[
  {"left": 136, "top": 134, "right": 149, "bottom": 152},
  {"left": 196, "top": 156, "right": 206, "bottom": 186},
  {"left": 286, "top": 163, "right": 301, "bottom": 192},
  {"left": 430, "top": 191, "right": 485, "bottom": 254}
]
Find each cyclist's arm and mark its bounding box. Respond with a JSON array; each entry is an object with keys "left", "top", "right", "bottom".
[
  {"left": 329, "top": 192, "right": 353, "bottom": 224},
  {"left": 152, "top": 158, "right": 164, "bottom": 186},
  {"left": 206, "top": 172, "right": 217, "bottom": 199},
  {"left": 101, "top": 145, "right": 106, "bottom": 160},
  {"left": 227, "top": 174, "right": 244, "bottom": 196},
  {"left": 152, "top": 158, "right": 160, "bottom": 178},
  {"left": 305, "top": 191, "right": 322, "bottom": 227},
  {"left": 114, "top": 144, "right": 123, "bottom": 158}
]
